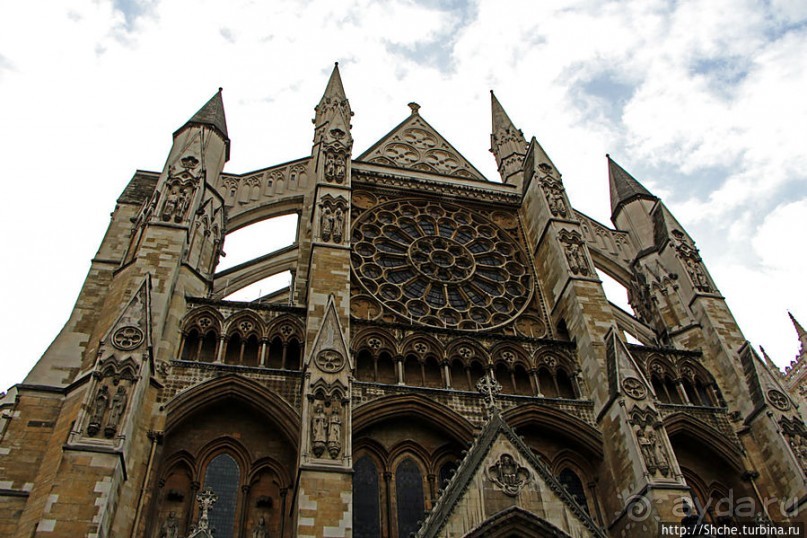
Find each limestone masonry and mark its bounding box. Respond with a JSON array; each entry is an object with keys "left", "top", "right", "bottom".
[{"left": 1, "top": 65, "right": 805, "bottom": 537}]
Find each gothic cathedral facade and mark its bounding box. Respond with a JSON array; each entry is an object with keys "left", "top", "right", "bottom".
[{"left": 0, "top": 65, "right": 805, "bottom": 537}]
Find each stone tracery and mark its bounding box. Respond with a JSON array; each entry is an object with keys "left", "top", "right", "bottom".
[{"left": 351, "top": 199, "right": 533, "bottom": 330}]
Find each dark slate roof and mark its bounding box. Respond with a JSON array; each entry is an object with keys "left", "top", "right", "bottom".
[
  {"left": 117, "top": 171, "right": 159, "bottom": 205},
  {"left": 184, "top": 89, "right": 228, "bottom": 139},
  {"left": 608, "top": 155, "right": 657, "bottom": 217}
]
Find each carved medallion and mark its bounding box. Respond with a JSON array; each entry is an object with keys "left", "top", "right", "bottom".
[
  {"left": 112, "top": 326, "right": 144, "bottom": 350},
  {"left": 768, "top": 389, "right": 791, "bottom": 411},
  {"left": 487, "top": 453, "right": 530, "bottom": 496},
  {"left": 622, "top": 377, "right": 647, "bottom": 400},
  {"left": 315, "top": 350, "right": 345, "bottom": 373}
]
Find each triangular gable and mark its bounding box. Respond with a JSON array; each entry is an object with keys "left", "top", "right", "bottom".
[
  {"left": 100, "top": 276, "right": 152, "bottom": 353},
  {"left": 305, "top": 295, "right": 352, "bottom": 373},
  {"left": 605, "top": 327, "right": 653, "bottom": 401},
  {"left": 739, "top": 341, "right": 797, "bottom": 415},
  {"left": 358, "top": 108, "right": 488, "bottom": 181},
  {"left": 417, "top": 412, "right": 604, "bottom": 538}
]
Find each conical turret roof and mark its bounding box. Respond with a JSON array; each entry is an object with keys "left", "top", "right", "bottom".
[
  {"left": 608, "top": 155, "right": 657, "bottom": 217},
  {"left": 179, "top": 88, "right": 228, "bottom": 139}
]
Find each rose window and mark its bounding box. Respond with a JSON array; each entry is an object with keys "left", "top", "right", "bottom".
[{"left": 351, "top": 199, "right": 533, "bottom": 330}]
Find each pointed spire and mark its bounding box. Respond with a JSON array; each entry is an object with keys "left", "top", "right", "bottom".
[
  {"left": 759, "top": 346, "right": 783, "bottom": 376},
  {"left": 179, "top": 88, "right": 228, "bottom": 139},
  {"left": 789, "top": 311, "right": 807, "bottom": 341},
  {"left": 313, "top": 63, "right": 353, "bottom": 151},
  {"left": 490, "top": 90, "right": 519, "bottom": 135},
  {"left": 608, "top": 155, "right": 657, "bottom": 217},
  {"left": 175, "top": 88, "right": 230, "bottom": 160},
  {"left": 320, "top": 62, "right": 347, "bottom": 103},
  {"left": 489, "top": 91, "right": 527, "bottom": 184}
]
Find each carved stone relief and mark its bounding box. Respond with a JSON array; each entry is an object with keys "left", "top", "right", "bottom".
[
  {"left": 315, "top": 350, "right": 345, "bottom": 373},
  {"left": 318, "top": 196, "right": 348, "bottom": 244},
  {"left": 622, "top": 377, "right": 647, "bottom": 400},
  {"left": 630, "top": 409, "right": 670, "bottom": 477},
  {"left": 324, "top": 149, "right": 348, "bottom": 184},
  {"left": 487, "top": 453, "right": 530, "bottom": 496},
  {"left": 558, "top": 229, "right": 592, "bottom": 276},
  {"left": 768, "top": 389, "right": 791, "bottom": 411},
  {"left": 671, "top": 230, "right": 713, "bottom": 292},
  {"left": 541, "top": 177, "right": 568, "bottom": 218},
  {"left": 310, "top": 395, "right": 344, "bottom": 460},
  {"left": 112, "top": 326, "right": 144, "bottom": 350},
  {"left": 161, "top": 155, "right": 200, "bottom": 223}
]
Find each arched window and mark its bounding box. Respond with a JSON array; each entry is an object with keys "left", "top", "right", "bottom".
[
  {"left": 225, "top": 334, "right": 242, "bottom": 365},
  {"left": 556, "top": 369, "right": 576, "bottom": 399},
  {"left": 438, "top": 461, "right": 458, "bottom": 491},
  {"left": 423, "top": 357, "right": 443, "bottom": 388},
  {"left": 203, "top": 454, "right": 240, "bottom": 538},
  {"left": 404, "top": 355, "right": 421, "bottom": 386},
  {"left": 664, "top": 376, "right": 682, "bottom": 404},
  {"left": 681, "top": 378, "right": 699, "bottom": 405},
  {"left": 538, "top": 367, "right": 556, "bottom": 398},
  {"left": 558, "top": 468, "right": 589, "bottom": 514},
  {"left": 353, "top": 457, "right": 381, "bottom": 538},
  {"left": 652, "top": 376, "right": 667, "bottom": 402},
  {"left": 242, "top": 334, "right": 260, "bottom": 366},
  {"left": 356, "top": 349, "right": 375, "bottom": 382},
  {"left": 450, "top": 360, "right": 469, "bottom": 390},
  {"left": 395, "top": 458, "right": 424, "bottom": 538},
  {"left": 285, "top": 338, "right": 301, "bottom": 370},
  {"left": 200, "top": 331, "right": 218, "bottom": 362},
  {"left": 496, "top": 363, "right": 514, "bottom": 394},
  {"left": 513, "top": 364, "right": 533, "bottom": 396},
  {"left": 182, "top": 329, "right": 201, "bottom": 360},
  {"left": 377, "top": 352, "right": 397, "bottom": 384},
  {"left": 267, "top": 337, "right": 284, "bottom": 369}
]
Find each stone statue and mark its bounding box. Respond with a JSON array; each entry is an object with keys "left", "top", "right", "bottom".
[
  {"left": 324, "top": 152, "right": 336, "bottom": 180},
  {"left": 566, "top": 242, "right": 589, "bottom": 276},
  {"left": 160, "top": 511, "right": 179, "bottom": 538},
  {"left": 637, "top": 428, "right": 658, "bottom": 471},
  {"left": 334, "top": 156, "right": 346, "bottom": 182},
  {"left": 333, "top": 208, "right": 344, "bottom": 243},
  {"left": 488, "top": 453, "right": 529, "bottom": 496},
  {"left": 175, "top": 188, "right": 189, "bottom": 222},
  {"left": 321, "top": 207, "right": 333, "bottom": 242},
  {"left": 88, "top": 385, "right": 109, "bottom": 436},
  {"left": 252, "top": 515, "right": 268, "bottom": 538},
  {"left": 104, "top": 385, "right": 128, "bottom": 438},
  {"left": 311, "top": 403, "right": 327, "bottom": 457},
  {"left": 162, "top": 188, "right": 179, "bottom": 221},
  {"left": 547, "top": 187, "right": 567, "bottom": 217},
  {"left": 649, "top": 429, "right": 670, "bottom": 475},
  {"left": 327, "top": 401, "right": 343, "bottom": 459}
]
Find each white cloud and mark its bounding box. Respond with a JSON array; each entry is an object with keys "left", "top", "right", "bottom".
[{"left": 1, "top": 0, "right": 805, "bottom": 391}]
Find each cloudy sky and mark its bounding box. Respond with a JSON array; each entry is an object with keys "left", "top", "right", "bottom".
[{"left": 1, "top": 0, "right": 805, "bottom": 392}]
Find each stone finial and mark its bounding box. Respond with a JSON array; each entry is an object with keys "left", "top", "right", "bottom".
[
  {"left": 408, "top": 102, "right": 421, "bottom": 115},
  {"left": 476, "top": 372, "right": 502, "bottom": 414}
]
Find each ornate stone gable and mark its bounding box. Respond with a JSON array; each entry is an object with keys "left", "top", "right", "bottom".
[
  {"left": 416, "top": 412, "right": 605, "bottom": 538},
  {"left": 358, "top": 104, "right": 487, "bottom": 180}
]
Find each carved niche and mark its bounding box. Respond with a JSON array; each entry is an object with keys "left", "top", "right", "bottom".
[
  {"left": 541, "top": 176, "right": 568, "bottom": 218},
  {"left": 780, "top": 417, "right": 807, "bottom": 474},
  {"left": 161, "top": 155, "right": 200, "bottom": 223},
  {"left": 85, "top": 356, "right": 137, "bottom": 439},
  {"left": 309, "top": 390, "right": 345, "bottom": 460},
  {"left": 324, "top": 148, "right": 348, "bottom": 184},
  {"left": 558, "top": 229, "right": 592, "bottom": 276},
  {"left": 318, "top": 195, "right": 348, "bottom": 244},
  {"left": 670, "top": 230, "right": 713, "bottom": 293},
  {"left": 629, "top": 409, "right": 670, "bottom": 477},
  {"left": 487, "top": 453, "right": 531, "bottom": 496}
]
